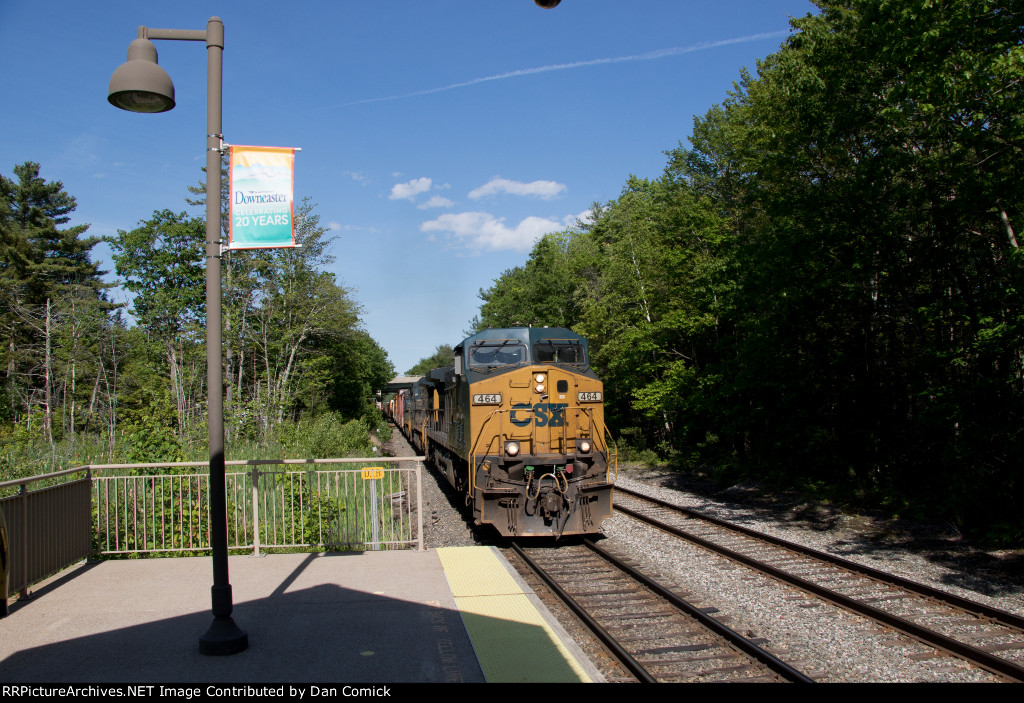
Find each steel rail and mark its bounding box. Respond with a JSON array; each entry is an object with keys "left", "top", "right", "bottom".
[
  {"left": 615, "top": 485, "right": 1024, "bottom": 631},
  {"left": 582, "top": 538, "right": 816, "bottom": 683},
  {"left": 614, "top": 497, "right": 1024, "bottom": 682},
  {"left": 510, "top": 543, "right": 657, "bottom": 683}
]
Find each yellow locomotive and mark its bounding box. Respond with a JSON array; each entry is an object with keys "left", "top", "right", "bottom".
[{"left": 395, "top": 327, "right": 615, "bottom": 537}]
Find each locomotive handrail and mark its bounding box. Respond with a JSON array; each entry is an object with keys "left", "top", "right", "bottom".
[
  {"left": 468, "top": 408, "right": 504, "bottom": 495},
  {"left": 418, "top": 417, "right": 428, "bottom": 452},
  {"left": 578, "top": 406, "right": 618, "bottom": 481},
  {"left": 604, "top": 423, "right": 619, "bottom": 482},
  {"left": 575, "top": 407, "right": 601, "bottom": 451}
]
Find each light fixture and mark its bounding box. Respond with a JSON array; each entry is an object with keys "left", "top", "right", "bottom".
[{"left": 108, "top": 38, "right": 175, "bottom": 113}]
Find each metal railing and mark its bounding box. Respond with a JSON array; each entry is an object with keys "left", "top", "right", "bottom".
[
  {"left": 0, "top": 456, "right": 425, "bottom": 610},
  {"left": 0, "top": 466, "right": 93, "bottom": 604}
]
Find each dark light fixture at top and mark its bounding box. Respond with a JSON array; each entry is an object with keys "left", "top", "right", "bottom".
[{"left": 108, "top": 37, "right": 175, "bottom": 113}]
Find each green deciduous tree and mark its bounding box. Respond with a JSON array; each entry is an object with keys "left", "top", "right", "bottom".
[
  {"left": 108, "top": 210, "right": 206, "bottom": 436},
  {"left": 406, "top": 344, "right": 455, "bottom": 376}
]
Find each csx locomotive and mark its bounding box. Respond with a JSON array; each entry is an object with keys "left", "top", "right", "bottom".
[{"left": 389, "top": 327, "right": 615, "bottom": 537}]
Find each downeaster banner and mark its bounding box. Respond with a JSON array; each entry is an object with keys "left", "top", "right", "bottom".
[{"left": 228, "top": 145, "right": 296, "bottom": 249}]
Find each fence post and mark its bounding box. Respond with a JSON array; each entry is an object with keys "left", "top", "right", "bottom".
[
  {"left": 87, "top": 466, "right": 94, "bottom": 560},
  {"left": 369, "top": 476, "right": 379, "bottom": 551},
  {"left": 250, "top": 463, "right": 261, "bottom": 558},
  {"left": 416, "top": 461, "right": 424, "bottom": 552},
  {"left": 18, "top": 484, "right": 29, "bottom": 600}
]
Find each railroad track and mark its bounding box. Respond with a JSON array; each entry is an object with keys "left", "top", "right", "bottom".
[
  {"left": 507, "top": 541, "right": 815, "bottom": 683},
  {"left": 613, "top": 485, "right": 1024, "bottom": 682}
]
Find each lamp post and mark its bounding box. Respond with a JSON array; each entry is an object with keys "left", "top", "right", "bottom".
[{"left": 108, "top": 16, "right": 247, "bottom": 656}]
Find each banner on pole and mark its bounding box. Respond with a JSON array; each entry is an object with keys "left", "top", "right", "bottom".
[{"left": 228, "top": 145, "right": 296, "bottom": 249}]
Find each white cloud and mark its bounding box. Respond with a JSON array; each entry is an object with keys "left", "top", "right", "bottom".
[
  {"left": 418, "top": 196, "right": 455, "bottom": 210},
  {"left": 468, "top": 177, "right": 566, "bottom": 201},
  {"left": 564, "top": 209, "right": 594, "bottom": 227},
  {"left": 328, "top": 221, "right": 341, "bottom": 231},
  {"left": 420, "top": 211, "right": 561, "bottom": 252},
  {"left": 389, "top": 177, "right": 432, "bottom": 200}
]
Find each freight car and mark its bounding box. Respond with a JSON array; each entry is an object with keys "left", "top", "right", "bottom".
[{"left": 389, "top": 327, "right": 615, "bottom": 537}]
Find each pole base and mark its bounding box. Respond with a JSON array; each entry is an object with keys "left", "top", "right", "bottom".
[{"left": 199, "top": 616, "right": 248, "bottom": 656}]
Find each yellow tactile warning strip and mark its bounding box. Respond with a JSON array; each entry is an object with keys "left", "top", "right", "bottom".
[{"left": 436, "top": 546, "right": 592, "bottom": 683}]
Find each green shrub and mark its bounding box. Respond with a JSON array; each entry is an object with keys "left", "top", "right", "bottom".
[{"left": 299, "top": 413, "right": 373, "bottom": 459}]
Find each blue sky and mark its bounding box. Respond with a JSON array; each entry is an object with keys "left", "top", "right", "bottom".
[{"left": 0, "top": 0, "right": 816, "bottom": 375}]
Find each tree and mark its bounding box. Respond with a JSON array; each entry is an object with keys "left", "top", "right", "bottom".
[
  {"left": 245, "top": 200, "right": 358, "bottom": 428},
  {"left": 0, "top": 162, "right": 104, "bottom": 302},
  {"left": 477, "top": 225, "right": 601, "bottom": 331},
  {"left": 328, "top": 330, "right": 395, "bottom": 418},
  {"left": 0, "top": 163, "right": 110, "bottom": 434},
  {"left": 107, "top": 210, "right": 206, "bottom": 435},
  {"left": 678, "top": 0, "right": 1024, "bottom": 524},
  {"left": 406, "top": 344, "right": 455, "bottom": 376}
]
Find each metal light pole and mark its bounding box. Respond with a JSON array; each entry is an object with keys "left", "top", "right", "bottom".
[{"left": 108, "top": 16, "right": 247, "bottom": 656}]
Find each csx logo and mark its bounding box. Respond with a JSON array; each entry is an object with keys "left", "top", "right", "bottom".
[{"left": 510, "top": 403, "right": 568, "bottom": 428}]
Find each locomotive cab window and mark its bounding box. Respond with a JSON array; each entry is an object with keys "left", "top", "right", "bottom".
[
  {"left": 469, "top": 341, "right": 527, "bottom": 370},
  {"left": 533, "top": 340, "right": 587, "bottom": 366}
]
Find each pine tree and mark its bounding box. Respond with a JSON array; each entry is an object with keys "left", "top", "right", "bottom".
[{"left": 0, "top": 162, "right": 111, "bottom": 429}]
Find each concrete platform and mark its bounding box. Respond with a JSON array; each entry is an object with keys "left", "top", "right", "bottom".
[{"left": 0, "top": 547, "right": 600, "bottom": 684}]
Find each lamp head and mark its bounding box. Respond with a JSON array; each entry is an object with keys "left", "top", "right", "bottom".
[
  {"left": 108, "top": 37, "right": 175, "bottom": 113},
  {"left": 534, "top": 0, "right": 561, "bottom": 7}
]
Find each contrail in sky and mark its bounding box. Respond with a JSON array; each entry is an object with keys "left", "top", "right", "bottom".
[{"left": 343, "top": 31, "right": 789, "bottom": 107}]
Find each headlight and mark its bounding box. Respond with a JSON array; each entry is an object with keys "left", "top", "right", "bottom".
[
  {"left": 534, "top": 373, "right": 545, "bottom": 383},
  {"left": 578, "top": 440, "right": 592, "bottom": 454},
  {"left": 505, "top": 441, "right": 520, "bottom": 457},
  {"left": 535, "top": 383, "right": 545, "bottom": 393}
]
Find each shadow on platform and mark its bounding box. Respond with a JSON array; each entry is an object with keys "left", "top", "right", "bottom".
[{"left": 0, "top": 551, "right": 492, "bottom": 682}]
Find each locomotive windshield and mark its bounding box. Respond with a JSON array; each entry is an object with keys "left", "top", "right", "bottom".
[
  {"left": 468, "top": 340, "right": 527, "bottom": 370},
  {"left": 533, "top": 339, "right": 587, "bottom": 366}
]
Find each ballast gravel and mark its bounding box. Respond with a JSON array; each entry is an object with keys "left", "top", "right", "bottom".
[
  {"left": 608, "top": 467, "right": 1024, "bottom": 683},
  {"left": 385, "top": 429, "right": 1024, "bottom": 682}
]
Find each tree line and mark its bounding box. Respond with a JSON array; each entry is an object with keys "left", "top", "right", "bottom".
[
  {"left": 1, "top": 162, "right": 393, "bottom": 478},
  {"left": 469, "top": 0, "right": 1024, "bottom": 538}
]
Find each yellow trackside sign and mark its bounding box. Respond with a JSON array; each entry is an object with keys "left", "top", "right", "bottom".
[{"left": 361, "top": 467, "right": 385, "bottom": 480}]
